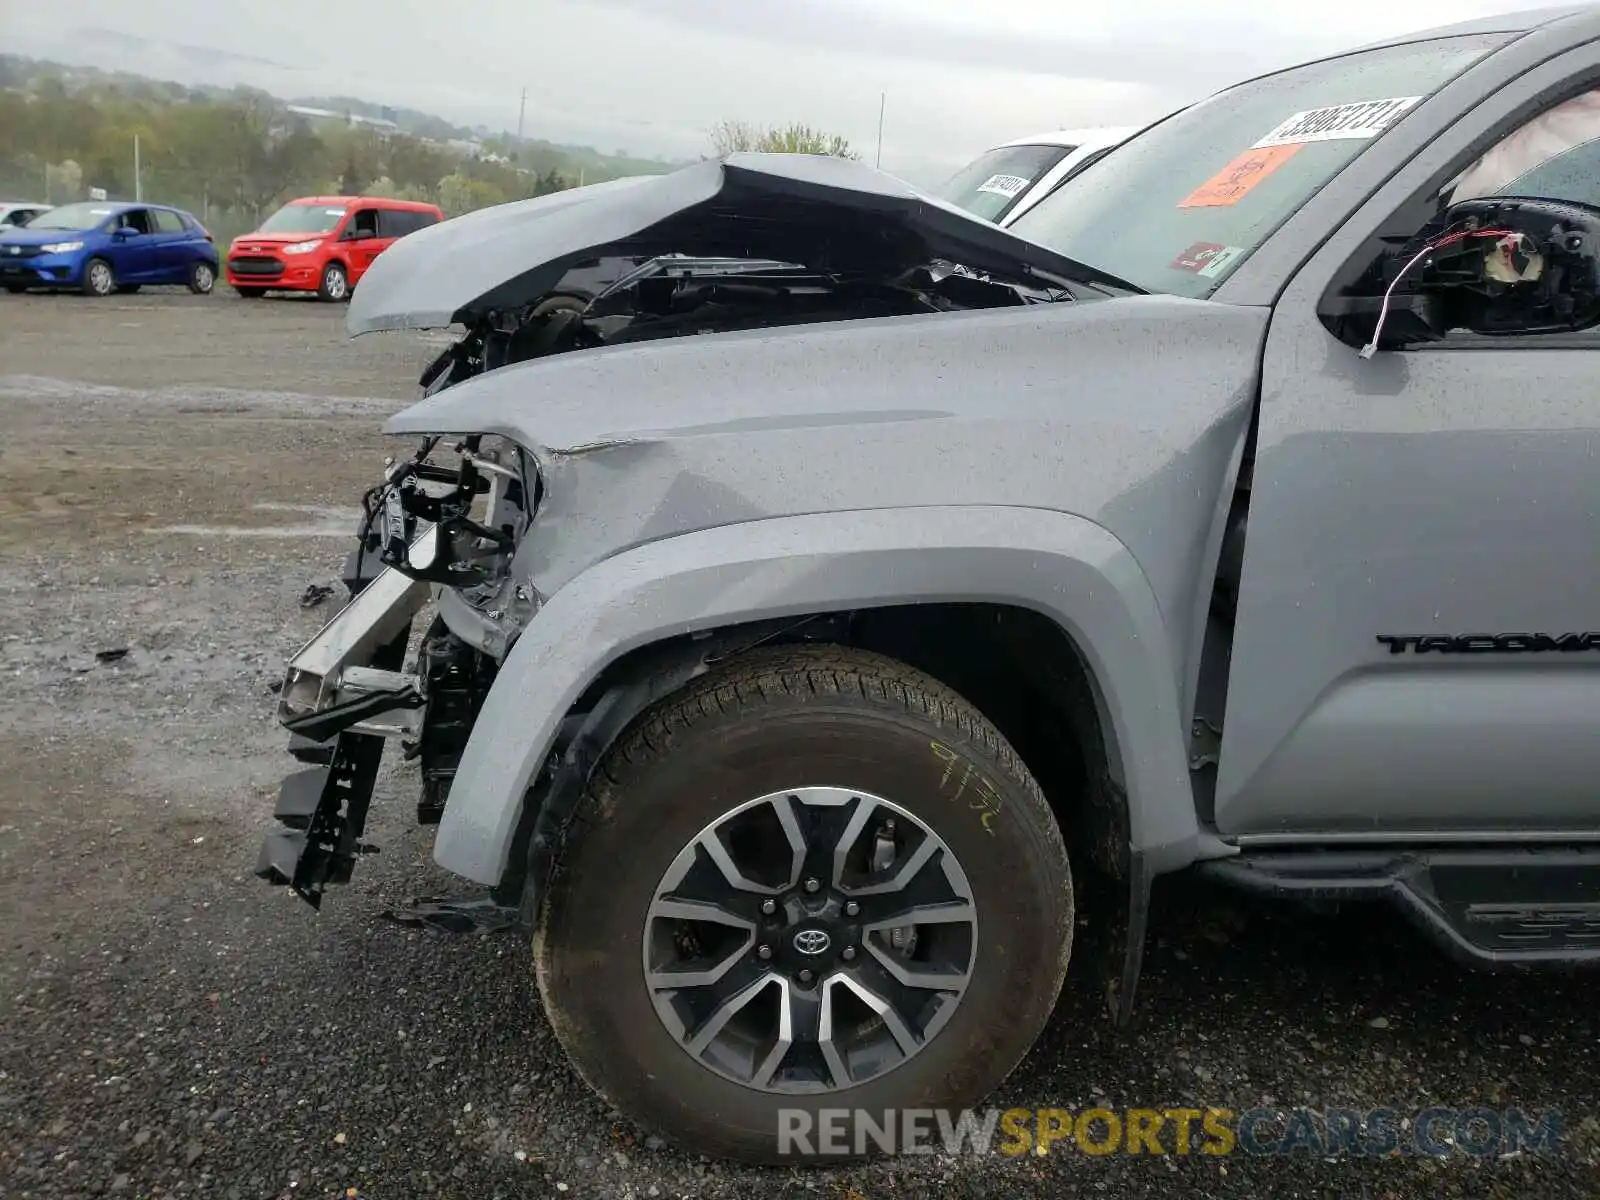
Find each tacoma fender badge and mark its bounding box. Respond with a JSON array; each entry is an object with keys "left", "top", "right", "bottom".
[{"left": 1376, "top": 633, "right": 1600, "bottom": 654}]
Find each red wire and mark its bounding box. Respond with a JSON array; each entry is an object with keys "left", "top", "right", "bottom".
[{"left": 1428, "top": 227, "right": 1516, "bottom": 252}]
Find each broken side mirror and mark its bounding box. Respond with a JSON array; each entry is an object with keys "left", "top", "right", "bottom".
[{"left": 1322, "top": 196, "right": 1600, "bottom": 352}]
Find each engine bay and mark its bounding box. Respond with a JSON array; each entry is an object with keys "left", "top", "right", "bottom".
[{"left": 415, "top": 254, "right": 1071, "bottom": 395}]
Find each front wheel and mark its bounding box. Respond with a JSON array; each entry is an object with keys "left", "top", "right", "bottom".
[
  {"left": 188, "top": 260, "right": 216, "bottom": 294},
  {"left": 534, "top": 644, "right": 1073, "bottom": 1164},
  {"left": 317, "top": 262, "right": 348, "bottom": 302},
  {"left": 81, "top": 258, "right": 115, "bottom": 297},
  {"left": 4, "top": 284, "right": 26, "bottom": 294}
]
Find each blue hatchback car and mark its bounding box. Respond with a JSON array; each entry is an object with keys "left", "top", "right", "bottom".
[{"left": 0, "top": 200, "right": 220, "bottom": 297}]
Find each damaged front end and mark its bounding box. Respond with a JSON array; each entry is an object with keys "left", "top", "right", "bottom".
[
  {"left": 253, "top": 153, "right": 1138, "bottom": 928},
  {"left": 256, "top": 433, "right": 535, "bottom": 922}
]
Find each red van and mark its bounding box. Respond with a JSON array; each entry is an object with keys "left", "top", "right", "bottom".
[{"left": 224, "top": 196, "right": 444, "bottom": 301}]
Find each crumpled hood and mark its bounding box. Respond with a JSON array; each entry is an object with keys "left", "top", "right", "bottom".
[{"left": 344, "top": 153, "right": 1133, "bottom": 335}]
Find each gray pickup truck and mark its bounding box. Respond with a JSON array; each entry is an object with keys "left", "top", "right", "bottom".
[{"left": 258, "top": 6, "right": 1600, "bottom": 1163}]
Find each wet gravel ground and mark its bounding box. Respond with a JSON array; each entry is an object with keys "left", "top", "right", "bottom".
[{"left": 2, "top": 289, "right": 1598, "bottom": 1199}]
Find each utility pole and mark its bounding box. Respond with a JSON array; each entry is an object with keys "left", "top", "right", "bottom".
[
  {"left": 134, "top": 134, "right": 142, "bottom": 202},
  {"left": 875, "top": 93, "right": 886, "bottom": 168},
  {"left": 517, "top": 88, "right": 526, "bottom": 145}
]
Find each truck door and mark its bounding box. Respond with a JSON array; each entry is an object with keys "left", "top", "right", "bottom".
[{"left": 1217, "top": 49, "right": 1600, "bottom": 840}]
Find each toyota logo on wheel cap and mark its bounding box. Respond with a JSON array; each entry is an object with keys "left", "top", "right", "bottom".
[{"left": 792, "top": 929, "right": 831, "bottom": 956}]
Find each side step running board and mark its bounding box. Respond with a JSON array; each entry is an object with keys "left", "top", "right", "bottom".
[{"left": 1200, "top": 846, "right": 1600, "bottom": 965}]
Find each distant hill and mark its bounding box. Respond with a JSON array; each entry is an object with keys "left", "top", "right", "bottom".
[
  {"left": 0, "top": 54, "right": 687, "bottom": 241},
  {"left": 0, "top": 50, "right": 686, "bottom": 185},
  {"left": 290, "top": 92, "right": 686, "bottom": 183}
]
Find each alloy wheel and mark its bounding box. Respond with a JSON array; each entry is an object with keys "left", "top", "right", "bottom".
[{"left": 642, "top": 787, "right": 978, "bottom": 1095}]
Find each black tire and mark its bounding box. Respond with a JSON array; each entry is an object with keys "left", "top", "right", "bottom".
[
  {"left": 114, "top": 284, "right": 141, "bottom": 294},
  {"left": 188, "top": 260, "right": 216, "bottom": 295},
  {"left": 317, "top": 261, "right": 349, "bottom": 302},
  {"left": 4, "top": 284, "right": 25, "bottom": 294},
  {"left": 534, "top": 644, "right": 1073, "bottom": 1164},
  {"left": 81, "top": 258, "right": 115, "bottom": 297},
  {"left": 233, "top": 286, "right": 267, "bottom": 298}
]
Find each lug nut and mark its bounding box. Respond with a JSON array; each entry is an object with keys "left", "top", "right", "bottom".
[
  {"left": 757, "top": 944, "right": 773, "bottom": 960},
  {"left": 803, "top": 878, "right": 821, "bottom": 894},
  {"left": 844, "top": 901, "right": 860, "bottom": 917},
  {"left": 761, "top": 898, "right": 777, "bottom": 916},
  {"left": 798, "top": 969, "right": 814, "bottom": 984},
  {"left": 842, "top": 946, "right": 857, "bottom": 961}
]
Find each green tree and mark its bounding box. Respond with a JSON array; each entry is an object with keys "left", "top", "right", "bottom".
[
  {"left": 0, "top": 57, "right": 591, "bottom": 229},
  {"left": 45, "top": 158, "right": 82, "bottom": 202},
  {"left": 709, "top": 120, "right": 858, "bottom": 159},
  {"left": 436, "top": 172, "right": 506, "bottom": 216},
  {"left": 337, "top": 148, "right": 367, "bottom": 195}
]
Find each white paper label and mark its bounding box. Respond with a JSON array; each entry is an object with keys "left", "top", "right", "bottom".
[
  {"left": 976, "top": 173, "right": 1031, "bottom": 199},
  {"left": 1197, "top": 245, "right": 1248, "bottom": 278},
  {"left": 1252, "top": 96, "right": 1422, "bottom": 148}
]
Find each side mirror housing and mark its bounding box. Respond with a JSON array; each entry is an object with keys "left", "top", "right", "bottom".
[
  {"left": 1418, "top": 196, "right": 1600, "bottom": 336},
  {"left": 112, "top": 226, "right": 137, "bottom": 240},
  {"left": 1322, "top": 195, "right": 1600, "bottom": 350}
]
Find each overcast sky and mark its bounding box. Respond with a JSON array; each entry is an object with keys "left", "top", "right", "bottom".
[{"left": 4, "top": 0, "right": 1540, "bottom": 181}]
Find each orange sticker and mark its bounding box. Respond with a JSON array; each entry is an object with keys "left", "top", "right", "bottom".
[{"left": 1178, "top": 143, "right": 1303, "bottom": 208}]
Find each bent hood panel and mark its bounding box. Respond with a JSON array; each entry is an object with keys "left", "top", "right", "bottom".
[
  {"left": 345, "top": 154, "right": 1125, "bottom": 335},
  {"left": 386, "top": 294, "right": 1270, "bottom": 691}
]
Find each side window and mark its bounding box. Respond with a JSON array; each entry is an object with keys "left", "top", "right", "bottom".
[
  {"left": 1497, "top": 139, "right": 1600, "bottom": 207},
  {"left": 378, "top": 209, "right": 420, "bottom": 238},
  {"left": 348, "top": 208, "right": 380, "bottom": 239},
  {"left": 115, "top": 210, "right": 147, "bottom": 234},
  {"left": 1446, "top": 88, "right": 1600, "bottom": 207},
  {"left": 152, "top": 209, "right": 186, "bottom": 234}
]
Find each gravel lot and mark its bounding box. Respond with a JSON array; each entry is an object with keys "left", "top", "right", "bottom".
[{"left": 2, "top": 288, "right": 1597, "bottom": 1200}]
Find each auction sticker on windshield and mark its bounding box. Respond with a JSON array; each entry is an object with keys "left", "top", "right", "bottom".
[
  {"left": 1252, "top": 96, "right": 1422, "bottom": 148},
  {"left": 977, "top": 174, "right": 1031, "bottom": 199},
  {"left": 1170, "top": 242, "right": 1248, "bottom": 276},
  {"left": 1178, "top": 144, "right": 1302, "bottom": 208}
]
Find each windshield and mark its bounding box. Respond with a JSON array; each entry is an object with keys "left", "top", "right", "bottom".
[
  {"left": 935, "top": 144, "right": 1074, "bottom": 223},
  {"left": 1008, "top": 33, "right": 1511, "bottom": 297},
  {"left": 25, "top": 202, "right": 117, "bottom": 231},
  {"left": 258, "top": 203, "right": 347, "bottom": 234}
]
